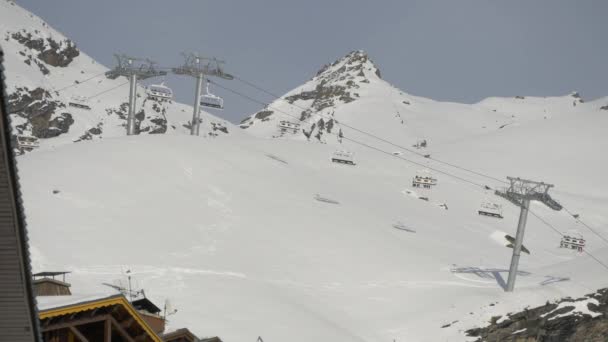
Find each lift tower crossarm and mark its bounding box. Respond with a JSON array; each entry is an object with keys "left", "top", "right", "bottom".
[
  {"left": 495, "top": 177, "right": 562, "bottom": 292},
  {"left": 105, "top": 54, "right": 167, "bottom": 135},
  {"left": 172, "top": 53, "right": 233, "bottom": 136}
]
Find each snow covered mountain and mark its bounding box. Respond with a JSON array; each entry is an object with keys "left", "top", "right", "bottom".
[
  {"left": 0, "top": 0, "right": 233, "bottom": 151},
  {"left": 240, "top": 50, "right": 604, "bottom": 158},
  {"left": 5, "top": 1, "right": 608, "bottom": 341}
]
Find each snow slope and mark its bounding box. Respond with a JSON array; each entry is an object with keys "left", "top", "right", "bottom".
[
  {"left": 0, "top": 0, "right": 234, "bottom": 150},
  {"left": 17, "top": 127, "right": 608, "bottom": 341},
  {"left": 239, "top": 51, "right": 602, "bottom": 164}
]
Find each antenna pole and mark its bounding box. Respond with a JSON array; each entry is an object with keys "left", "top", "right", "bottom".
[
  {"left": 505, "top": 198, "right": 530, "bottom": 292},
  {"left": 128, "top": 274, "right": 132, "bottom": 301}
]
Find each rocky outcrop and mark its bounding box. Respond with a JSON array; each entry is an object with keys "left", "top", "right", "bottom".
[
  {"left": 75, "top": 123, "right": 103, "bottom": 142},
  {"left": 242, "top": 50, "right": 379, "bottom": 143},
  {"left": 10, "top": 30, "right": 79, "bottom": 68},
  {"left": 284, "top": 82, "right": 356, "bottom": 113},
  {"left": 254, "top": 110, "right": 274, "bottom": 121},
  {"left": 8, "top": 86, "right": 71, "bottom": 138},
  {"left": 570, "top": 92, "right": 584, "bottom": 103},
  {"left": 466, "top": 288, "right": 608, "bottom": 341},
  {"left": 211, "top": 122, "right": 229, "bottom": 134},
  {"left": 43, "top": 112, "right": 74, "bottom": 138}
]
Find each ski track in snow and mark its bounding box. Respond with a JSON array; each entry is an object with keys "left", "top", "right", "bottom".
[{"left": 69, "top": 265, "right": 247, "bottom": 279}]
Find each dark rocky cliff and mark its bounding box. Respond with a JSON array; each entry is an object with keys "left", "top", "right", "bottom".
[{"left": 466, "top": 288, "right": 608, "bottom": 341}]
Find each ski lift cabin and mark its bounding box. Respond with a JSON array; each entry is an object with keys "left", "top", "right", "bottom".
[
  {"left": 560, "top": 233, "right": 585, "bottom": 252},
  {"left": 278, "top": 120, "right": 300, "bottom": 134},
  {"left": 16, "top": 135, "right": 39, "bottom": 151},
  {"left": 478, "top": 202, "right": 503, "bottom": 218},
  {"left": 331, "top": 150, "right": 355, "bottom": 165},
  {"left": 146, "top": 82, "right": 173, "bottom": 101},
  {"left": 200, "top": 81, "right": 223, "bottom": 110},
  {"left": 412, "top": 170, "right": 437, "bottom": 189},
  {"left": 68, "top": 96, "right": 91, "bottom": 110}
]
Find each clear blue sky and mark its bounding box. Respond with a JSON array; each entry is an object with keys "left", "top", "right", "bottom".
[{"left": 18, "top": 0, "right": 608, "bottom": 123}]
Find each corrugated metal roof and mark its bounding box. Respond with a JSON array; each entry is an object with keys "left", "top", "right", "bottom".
[{"left": 0, "top": 47, "right": 41, "bottom": 341}]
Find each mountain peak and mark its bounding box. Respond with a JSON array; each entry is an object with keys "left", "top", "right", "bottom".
[
  {"left": 315, "top": 50, "right": 381, "bottom": 80},
  {"left": 240, "top": 50, "right": 387, "bottom": 136}
]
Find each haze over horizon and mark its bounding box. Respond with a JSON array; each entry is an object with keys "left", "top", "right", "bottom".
[{"left": 17, "top": 0, "right": 608, "bottom": 123}]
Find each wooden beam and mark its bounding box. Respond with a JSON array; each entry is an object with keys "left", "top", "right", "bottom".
[
  {"left": 69, "top": 326, "right": 90, "bottom": 342},
  {"left": 42, "top": 315, "right": 60, "bottom": 329},
  {"left": 89, "top": 308, "right": 100, "bottom": 317},
  {"left": 43, "top": 314, "right": 110, "bottom": 332},
  {"left": 134, "top": 334, "right": 149, "bottom": 342},
  {"left": 105, "top": 318, "right": 112, "bottom": 342},
  {"left": 121, "top": 316, "right": 135, "bottom": 330},
  {"left": 109, "top": 316, "right": 136, "bottom": 342}
]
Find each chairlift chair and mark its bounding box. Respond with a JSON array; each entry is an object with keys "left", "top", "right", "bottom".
[
  {"left": 560, "top": 230, "right": 585, "bottom": 252},
  {"left": 146, "top": 82, "right": 173, "bottom": 101},
  {"left": 412, "top": 170, "right": 437, "bottom": 188},
  {"left": 278, "top": 120, "right": 300, "bottom": 134},
  {"left": 478, "top": 202, "right": 503, "bottom": 218},
  {"left": 200, "top": 80, "right": 224, "bottom": 110},
  {"left": 331, "top": 150, "right": 355, "bottom": 165},
  {"left": 68, "top": 96, "right": 91, "bottom": 110},
  {"left": 16, "top": 135, "right": 39, "bottom": 151}
]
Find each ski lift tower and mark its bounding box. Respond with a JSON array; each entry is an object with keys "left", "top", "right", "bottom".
[
  {"left": 172, "top": 53, "right": 233, "bottom": 136},
  {"left": 106, "top": 54, "right": 167, "bottom": 135},
  {"left": 495, "top": 177, "right": 562, "bottom": 292}
]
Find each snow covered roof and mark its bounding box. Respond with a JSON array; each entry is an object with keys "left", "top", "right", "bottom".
[
  {"left": 132, "top": 297, "right": 162, "bottom": 314},
  {"left": 37, "top": 292, "right": 163, "bottom": 342},
  {"left": 32, "top": 271, "right": 70, "bottom": 277},
  {"left": 36, "top": 293, "right": 121, "bottom": 312}
]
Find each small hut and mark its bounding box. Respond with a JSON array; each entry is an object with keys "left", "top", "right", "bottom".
[{"left": 33, "top": 271, "right": 72, "bottom": 296}]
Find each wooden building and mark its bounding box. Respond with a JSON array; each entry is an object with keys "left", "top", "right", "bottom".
[
  {"left": 161, "top": 328, "right": 222, "bottom": 342},
  {"left": 132, "top": 297, "right": 165, "bottom": 334},
  {"left": 38, "top": 294, "right": 162, "bottom": 342},
  {"left": 33, "top": 272, "right": 72, "bottom": 296}
]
